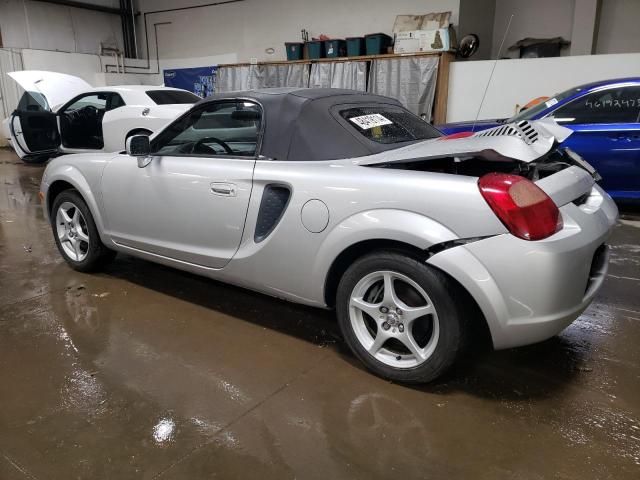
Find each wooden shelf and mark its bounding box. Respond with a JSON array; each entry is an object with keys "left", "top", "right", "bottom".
[{"left": 218, "top": 50, "right": 455, "bottom": 68}]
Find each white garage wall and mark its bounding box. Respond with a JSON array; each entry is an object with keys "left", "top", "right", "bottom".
[
  {"left": 0, "top": 48, "right": 23, "bottom": 145},
  {"left": 20, "top": 48, "right": 102, "bottom": 84},
  {"left": 18, "top": 48, "right": 162, "bottom": 85},
  {"left": 491, "top": 0, "right": 576, "bottom": 58},
  {"left": 596, "top": 0, "right": 640, "bottom": 54},
  {"left": 135, "top": 0, "right": 461, "bottom": 63},
  {"left": 457, "top": 0, "right": 495, "bottom": 61},
  {"left": 446, "top": 52, "right": 640, "bottom": 122},
  {"left": 0, "top": 0, "right": 123, "bottom": 53}
]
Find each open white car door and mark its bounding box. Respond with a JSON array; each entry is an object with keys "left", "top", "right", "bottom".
[{"left": 7, "top": 71, "right": 91, "bottom": 160}]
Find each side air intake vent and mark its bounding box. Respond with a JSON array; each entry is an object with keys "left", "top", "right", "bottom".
[
  {"left": 475, "top": 120, "right": 539, "bottom": 145},
  {"left": 255, "top": 185, "right": 291, "bottom": 242}
]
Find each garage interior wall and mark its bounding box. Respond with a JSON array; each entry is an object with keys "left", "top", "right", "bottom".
[
  {"left": 491, "top": 0, "right": 640, "bottom": 58},
  {"left": 1, "top": 0, "right": 639, "bottom": 132},
  {"left": 596, "top": 0, "right": 640, "bottom": 54},
  {"left": 456, "top": 0, "right": 495, "bottom": 61},
  {"left": 135, "top": 0, "right": 461, "bottom": 64},
  {"left": 446, "top": 52, "right": 640, "bottom": 122},
  {"left": 492, "top": 0, "right": 576, "bottom": 58},
  {"left": 0, "top": 47, "right": 23, "bottom": 118},
  {"left": 0, "top": 0, "right": 124, "bottom": 53}
]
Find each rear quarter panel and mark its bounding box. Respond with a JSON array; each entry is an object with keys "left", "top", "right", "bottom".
[{"left": 221, "top": 159, "right": 506, "bottom": 306}]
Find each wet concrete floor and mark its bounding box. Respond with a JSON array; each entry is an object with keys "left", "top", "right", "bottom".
[{"left": 0, "top": 148, "right": 638, "bottom": 479}]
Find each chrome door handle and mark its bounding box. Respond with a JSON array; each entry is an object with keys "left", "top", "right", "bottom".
[{"left": 210, "top": 182, "right": 237, "bottom": 197}]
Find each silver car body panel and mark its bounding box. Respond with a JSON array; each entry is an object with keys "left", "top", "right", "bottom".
[
  {"left": 428, "top": 180, "right": 616, "bottom": 349},
  {"left": 40, "top": 117, "right": 618, "bottom": 350},
  {"left": 100, "top": 154, "right": 254, "bottom": 269},
  {"left": 357, "top": 118, "right": 574, "bottom": 166}
]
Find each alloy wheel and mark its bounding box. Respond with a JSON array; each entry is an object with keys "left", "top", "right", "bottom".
[
  {"left": 55, "top": 201, "right": 90, "bottom": 262},
  {"left": 349, "top": 270, "right": 440, "bottom": 369}
]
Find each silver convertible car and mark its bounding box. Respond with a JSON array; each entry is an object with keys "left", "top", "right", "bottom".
[{"left": 40, "top": 88, "right": 618, "bottom": 383}]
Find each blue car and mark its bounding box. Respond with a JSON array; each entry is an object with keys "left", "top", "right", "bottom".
[{"left": 437, "top": 78, "right": 640, "bottom": 201}]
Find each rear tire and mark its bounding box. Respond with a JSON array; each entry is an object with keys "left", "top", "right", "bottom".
[
  {"left": 336, "top": 251, "right": 466, "bottom": 384},
  {"left": 51, "top": 190, "right": 115, "bottom": 272}
]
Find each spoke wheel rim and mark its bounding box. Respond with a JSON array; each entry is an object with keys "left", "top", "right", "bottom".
[
  {"left": 55, "top": 201, "right": 90, "bottom": 262},
  {"left": 349, "top": 270, "right": 440, "bottom": 369}
]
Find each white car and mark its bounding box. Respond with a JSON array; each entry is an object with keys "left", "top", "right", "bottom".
[{"left": 2, "top": 71, "right": 200, "bottom": 163}]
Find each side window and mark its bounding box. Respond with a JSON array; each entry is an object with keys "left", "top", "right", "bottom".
[
  {"left": 108, "top": 93, "right": 126, "bottom": 110},
  {"left": 151, "top": 100, "right": 261, "bottom": 157},
  {"left": 64, "top": 93, "right": 108, "bottom": 114},
  {"left": 17, "top": 91, "right": 49, "bottom": 112},
  {"left": 553, "top": 86, "right": 640, "bottom": 124}
]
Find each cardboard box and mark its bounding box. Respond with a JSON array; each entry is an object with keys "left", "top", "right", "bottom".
[
  {"left": 392, "top": 12, "right": 451, "bottom": 33},
  {"left": 393, "top": 27, "right": 456, "bottom": 54}
]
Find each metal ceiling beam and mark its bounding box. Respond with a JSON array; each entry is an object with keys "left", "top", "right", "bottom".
[{"left": 32, "top": 0, "right": 123, "bottom": 15}]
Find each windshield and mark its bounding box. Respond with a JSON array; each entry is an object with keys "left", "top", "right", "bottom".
[
  {"left": 146, "top": 90, "right": 200, "bottom": 105},
  {"left": 340, "top": 105, "right": 441, "bottom": 144},
  {"left": 507, "top": 86, "right": 583, "bottom": 122}
]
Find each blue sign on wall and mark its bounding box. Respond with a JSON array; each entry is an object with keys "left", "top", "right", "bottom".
[{"left": 163, "top": 66, "right": 217, "bottom": 98}]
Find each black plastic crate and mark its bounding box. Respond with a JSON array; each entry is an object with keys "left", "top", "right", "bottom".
[
  {"left": 346, "top": 37, "right": 365, "bottom": 56},
  {"left": 285, "top": 42, "right": 304, "bottom": 61},
  {"left": 365, "top": 33, "right": 392, "bottom": 55},
  {"left": 324, "top": 39, "right": 347, "bottom": 58},
  {"left": 306, "top": 40, "right": 325, "bottom": 59}
]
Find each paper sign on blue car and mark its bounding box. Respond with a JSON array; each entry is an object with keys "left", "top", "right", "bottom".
[{"left": 350, "top": 114, "right": 393, "bottom": 130}]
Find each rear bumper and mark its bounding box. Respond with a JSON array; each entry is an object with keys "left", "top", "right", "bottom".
[{"left": 428, "top": 184, "right": 618, "bottom": 349}]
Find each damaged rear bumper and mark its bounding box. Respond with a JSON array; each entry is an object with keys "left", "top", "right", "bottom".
[{"left": 427, "top": 184, "right": 618, "bottom": 349}]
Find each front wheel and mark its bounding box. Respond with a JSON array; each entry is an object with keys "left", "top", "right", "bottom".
[
  {"left": 336, "top": 251, "right": 466, "bottom": 384},
  {"left": 51, "top": 190, "right": 115, "bottom": 272}
]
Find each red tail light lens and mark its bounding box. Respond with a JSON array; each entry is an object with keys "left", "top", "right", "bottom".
[{"left": 478, "top": 173, "right": 562, "bottom": 241}]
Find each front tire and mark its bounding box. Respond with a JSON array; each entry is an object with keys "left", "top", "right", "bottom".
[
  {"left": 336, "top": 251, "right": 465, "bottom": 384},
  {"left": 51, "top": 190, "right": 115, "bottom": 272}
]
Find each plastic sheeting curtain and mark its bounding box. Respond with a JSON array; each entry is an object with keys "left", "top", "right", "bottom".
[
  {"left": 216, "top": 66, "right": 252, "bottom": 92},
  {"left": 309, "top": 62, "right": 367, "bottom": 91},
  {"left": 217, "top": 64, "right": 310, "bottom": 92},
  {"left": 368, "top": 57, "right": 439, "bottom": 122}
]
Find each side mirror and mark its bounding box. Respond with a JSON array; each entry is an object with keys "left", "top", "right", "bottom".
[{"left": 126, "top": 135, "right": 151, "bottom": 168}]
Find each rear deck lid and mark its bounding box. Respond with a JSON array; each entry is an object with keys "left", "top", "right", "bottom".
[{"left": 356, "top": 118, "right": 573, "bottom": 165}]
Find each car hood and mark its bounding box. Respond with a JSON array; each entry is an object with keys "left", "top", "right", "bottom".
[
  {"left": 435, "top": 118, "right": 504, "bottom": 135},
  {"left": 8, "top": 70, "right": 91, "bottom": 111},
  {"left": 357, "top": 118, "right": 573, "bottom": 165}
]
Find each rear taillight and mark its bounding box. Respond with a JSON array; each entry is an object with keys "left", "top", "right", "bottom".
[{"left": 478, "top": 173, "right": 562, "bottom": 241}]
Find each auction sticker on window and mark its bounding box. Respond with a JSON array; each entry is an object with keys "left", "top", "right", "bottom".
[
  {"left": 349, "top": 113, "right": 393, "bottom": 130},
  {"left": 545, "top": 98, "right": 558, "bottom": 108}
]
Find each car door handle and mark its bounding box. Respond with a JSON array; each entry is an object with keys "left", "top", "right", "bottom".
[{"left": 210, "top": 182, "right": 237, "bottom": 197}]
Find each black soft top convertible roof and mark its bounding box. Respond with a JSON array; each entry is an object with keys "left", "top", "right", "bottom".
[{"left": 196, "top": 88, "right": 406, "bottom": 161}]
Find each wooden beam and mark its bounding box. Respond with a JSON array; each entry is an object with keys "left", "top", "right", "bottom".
[
  {"left": 217, "top": 51, "right": 453, "bottom": 68},
  {"left": 32, "top": 0, "right": 123, "bottom": 15},
  {"left": 433, "top": 52, "right": 454, "bottom": 124}
]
